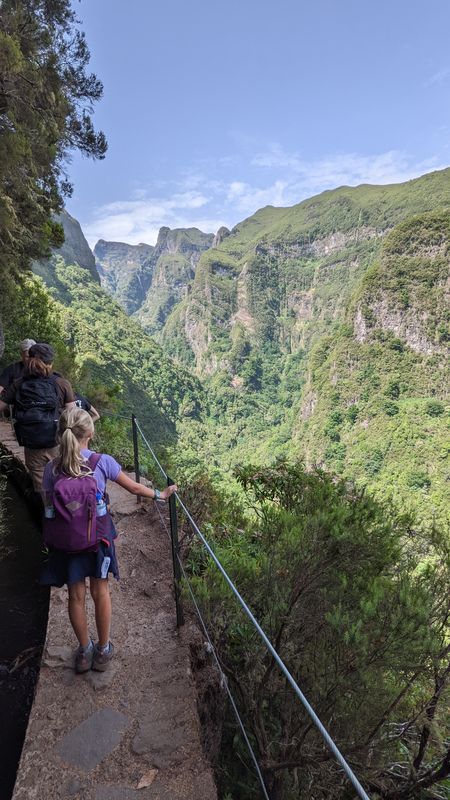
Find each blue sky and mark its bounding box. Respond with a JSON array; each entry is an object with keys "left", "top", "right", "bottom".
[{"left": 67, "top": 0, "right": 450, "bottom": 246}]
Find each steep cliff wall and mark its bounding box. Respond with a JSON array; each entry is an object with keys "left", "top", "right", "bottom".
[
  {"left": 94, "top": 240, "right": 155, "bottom": 315},
  {"left": 94, "top": 227, "right": 214, "bottom": 331},
  {"left": 33, "top": 210, "right": 99, "bottom": 289}
]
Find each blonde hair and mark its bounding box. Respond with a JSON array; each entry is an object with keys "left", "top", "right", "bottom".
[{"left": 55, "top": 407, "right": 95, "bottom": 478}]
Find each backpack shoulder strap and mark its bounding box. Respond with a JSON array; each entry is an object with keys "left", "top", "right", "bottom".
[
  {"left": 87, "top": 452, "right": 102, "bottom": 471},
  {"left": 47, "top": 374, "right": 60, "bottom": 395},
  {"left": 86, "top": 452, "right": 110, "bottom": 508}
]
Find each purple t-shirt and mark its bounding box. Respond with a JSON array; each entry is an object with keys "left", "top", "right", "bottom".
[{"left": 42, "top": 449, "right": 121, "bottom": 497}]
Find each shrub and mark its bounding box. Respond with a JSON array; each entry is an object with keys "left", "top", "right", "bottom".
[
  {"left": 383, "top": 400, "right": 399, "bottom": 416},
  {"left": 385, "top": 380, "right": 400, "bottom": 399},
  {"left": 347, "top": 405, "right": 358, "bottom": 423},
  {"left": 191, "top": 461, "right": 450, "bottom": 800},
  {"left": 425, "top": 400, "right": 444, "bottom": 417},
  {"left": 364, "top": 448, "right": 384, "bottom": 476},
  {"left": 407, "top": 470, "right": 431, "bottom": 489},
  {"left": 389, "top": 337, "right": 404, "bottom": 352}
]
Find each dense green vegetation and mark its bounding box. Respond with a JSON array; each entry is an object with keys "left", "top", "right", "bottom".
[
  {"left": 187, "top": 462, "right": 450, "bottom": 800},
  {"left": 298, "top": 211, "right": 449, "bottom": 528},
  {"left": 154, "top": 183, "right": 450, "bottom": 528},
  {"left": 0, "top": 272, "right": 75, "bottom": 376}
]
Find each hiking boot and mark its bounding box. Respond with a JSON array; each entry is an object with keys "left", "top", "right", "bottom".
[
  {"left": 75, "top": 640, "right": 94, "bottom": 673},
  {"left": 92, "top": 642, "right": 114, "bottom": 671}
]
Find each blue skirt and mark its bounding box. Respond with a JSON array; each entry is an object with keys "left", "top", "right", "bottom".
[{"left": 40, "top": 523, "right": 119, "bottom": 587}]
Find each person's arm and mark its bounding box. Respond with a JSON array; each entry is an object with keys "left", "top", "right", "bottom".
[
  {"left": 58, "top": 377, "right": 76, "bottom": 411},
  {"left": 88, "top": 404, "right": 100, "bottom": 423},
  {"left": 0, "top": 385, "right": 14, "bottom": 414},
  {"left": 114, "top": 470, "right": 177, "bottom": 500}
]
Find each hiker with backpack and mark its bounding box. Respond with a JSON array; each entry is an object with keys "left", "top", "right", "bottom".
[
  {"left": 40, "top": 406, "right": 177, "bottom": 673},
  {"left": 0, "top": 337, "right": 36, "bottom": 395},
  {"left": 0, "top": 342, "right": 76, "bottom": 492}
]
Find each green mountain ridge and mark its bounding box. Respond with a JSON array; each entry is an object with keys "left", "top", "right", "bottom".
[
  {"left": 158, "top": 168, "right": 450, "bottom": 373},
  {"left": 30, "top": 167, "right": 450, "bottom": 525}
]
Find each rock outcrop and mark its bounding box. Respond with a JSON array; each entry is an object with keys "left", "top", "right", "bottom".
[
  {"left": 135, "top": 228, "right": 214, "bottom": 334},
  {"left": 94, "top": 240, "right": 155, "bottom": 315},
  {"left": 33, "top": 209, "right": 99, "bottom": 289},
  {"left": 93, "top": 226, "right": 214, "bottom": 331},
  {"left": 213, "top": 226, "right": 230, "bottom": 248}
]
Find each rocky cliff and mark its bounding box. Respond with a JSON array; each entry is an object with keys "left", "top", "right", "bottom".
[
  {"left": 33, "top": 209, "right": 99, "bottom": 288},
  {"left": 94, "top": 239, "right": 155, "bottom": 315},
  {"left": 94, "top": 227, "right": 214, "bottom": 331},
  {"left": 136, "top": 227, "right": 214, "bottom": 334},
  {"left": 157, "top": 170, "right": 450, "bottom": 375}
]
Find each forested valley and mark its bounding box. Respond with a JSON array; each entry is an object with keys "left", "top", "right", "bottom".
[{"left": 0, "top": 2, "right": 449, "bottom": 799}]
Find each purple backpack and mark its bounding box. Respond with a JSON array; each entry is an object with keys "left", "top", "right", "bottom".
[{"left": 43, "top": 453, "right": 111, "bottom": 552}]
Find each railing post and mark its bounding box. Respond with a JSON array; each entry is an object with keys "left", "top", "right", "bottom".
[
  {"left": 167, "top": 475, "right": 184, "bottom": 627},
  {"left": 131, "top": 414, "right": 141, "bottom": 504}
]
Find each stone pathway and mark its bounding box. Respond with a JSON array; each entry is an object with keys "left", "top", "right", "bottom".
[{"left": 0, "top": 421, "right": 217, "bottom": 800}]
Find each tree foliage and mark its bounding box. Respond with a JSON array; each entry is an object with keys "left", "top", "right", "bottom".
[
  {"left": 0, "top": 0, "right": 106, "bottom": 277},
  {"left": 0, "top": 270, "right": 74, "bottom": 374},
  {"left": 188, "top": 461, "right": 450, "bottom": 799}
]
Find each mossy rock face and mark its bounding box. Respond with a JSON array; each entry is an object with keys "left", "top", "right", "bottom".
[
  {"left": 153, "top": 168, "right": 450, "bottom": 374},
  {"left": 296, "top": 210, "right": 449, "bottom": 526},
  {"left": 94, "top": 239, "right": 155, "bottom": 315}
]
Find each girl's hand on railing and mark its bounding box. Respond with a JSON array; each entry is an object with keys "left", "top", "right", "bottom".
[{"left": 159, "top": 484, "right": 178, "bottom": 501}]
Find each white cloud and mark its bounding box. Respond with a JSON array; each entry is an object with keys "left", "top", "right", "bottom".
[
  {"left": 80, "top": 148, "right": 448, "bottom": 247},
  {"left": 82, "top": 190, "right": 216, "bottom": 247},
  {"left": 252, "top": 145, "right": 445, "bottom": 192},
  {"left": 226, "top": 179, "right": 289, "bottom": 215},
  {"left": 424, "top": 67, "right": 450, "bottom": 86}
]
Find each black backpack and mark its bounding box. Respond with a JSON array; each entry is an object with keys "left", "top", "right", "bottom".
[{"left": 14, "top": 375, "right": 59, "bottom": 449}]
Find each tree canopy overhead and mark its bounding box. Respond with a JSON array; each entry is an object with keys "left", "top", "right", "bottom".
[{"left": 0, "top": 0, "right": 107, "bottom": 275}]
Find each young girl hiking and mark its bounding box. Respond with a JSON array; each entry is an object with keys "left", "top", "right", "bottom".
[{"left": 40, "top": 407, "right": 177, "bottom": 673}]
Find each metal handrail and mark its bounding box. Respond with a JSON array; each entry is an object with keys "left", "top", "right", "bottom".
[{"left": 132, "top": 416, "right": 372, "bottom": 800}]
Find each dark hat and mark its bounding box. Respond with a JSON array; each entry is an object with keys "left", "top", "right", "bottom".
[{"left": 29, "top": 343, "right": 55, "bottom": 364}]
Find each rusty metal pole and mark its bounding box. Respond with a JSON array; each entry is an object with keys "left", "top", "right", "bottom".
[
  {"left": 167, "top": 476, "right": 184, "bottom": 627},
  {"left": 131, "top": 414, "right": 141, "bottom": 504}
]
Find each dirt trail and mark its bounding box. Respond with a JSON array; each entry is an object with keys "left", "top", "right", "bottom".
[{"left": 0, "top": 421, "right": 217, "bottom": 800}]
